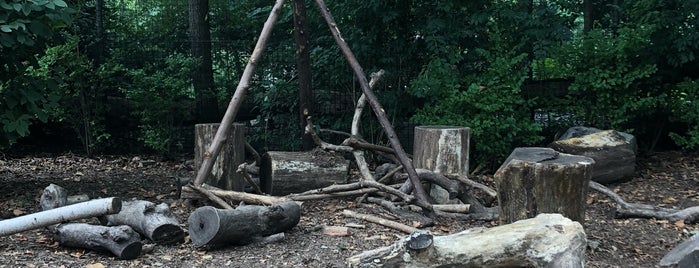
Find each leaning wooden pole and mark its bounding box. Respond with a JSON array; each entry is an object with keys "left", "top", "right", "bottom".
[
  {"left": 193, "top": 0, "right": 286, "bottom": 186},
  {"left": 313, "top": 0, "right": 431, "bottom": 210}
]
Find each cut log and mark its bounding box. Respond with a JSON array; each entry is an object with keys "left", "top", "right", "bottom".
[
  {"left": 550, "top": 129, "right": 636, "bottom": 183},
  {"left": 188, "top": 201, "right": 301, "bottom": 248},
  {"left": 0, "top": 197, "right": 121, "bottom": 237},
  {"left": 347, "top": 213, "right": 586, "bottom": 267},
  {"left": 195, "top": 123, "right": 246, "bottom": 191},
  {"left": 51, "top": 223, "right": 142, "bottom": 260},
  {"left": 260, "top": 150, "right": 349, "bottom": 195},
  {"left": 40, "top": 184, "right": 90, "bottom": 210},
  {"left": 660, "top": 232, "right": 699, "bottom": 267},
  {"left": 413, "top": 126, "right": 470, "bottom": 204},
  {"left": 494, "top": 147, "right": 594, "bottom": 224},
  {"left": 102, "top": 200, "right": 184, "bottom": 244}
]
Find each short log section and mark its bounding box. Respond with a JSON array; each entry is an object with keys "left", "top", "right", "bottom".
[
  {"left": 52, "top": 223, "right": 142, "bottom": 260},
  {"left": 102, "top": 200, "right": 184, "bottom": 244},
  {"left": 413, "top": 126, "right": 470, "bottom": 204},
  {"left": 494, "top": 147, "right": 594, "bottom": 224},
  {"left": 195, "top": 123, "right": 246, "bottom": 191},
  {"left": 260, "top": 150, "right": 349, "bottom": 195},
  {"left": 187, "top": 201, "right": 301, "bottom": 248}
]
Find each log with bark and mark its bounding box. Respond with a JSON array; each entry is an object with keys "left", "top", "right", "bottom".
[
  {"left": 0, "top": 197, "right": 121, "bottom": 237},
  {"left": 494, "top": 147, "right": 594, "bottom": 224},
  {"left": 260, "top": 150, "right": 349, "bottom": 195},
  {"left": 188, "top": 201, "right": 301, "bottom": 248},
  {"left": 347, "top": 213, "right": 586, "bottom": 268},
  {"left": 50, "top": 223, "right": 142, "bottom": 260},
  {"left": 102, "top": 200, "right": 184, "bottom": 244},
  {"left": 195, "top": 123, "right": 246, "bottom": 191}
]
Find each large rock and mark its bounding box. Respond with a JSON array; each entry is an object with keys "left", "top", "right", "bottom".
[
  {"left": 347, "top": 213, "right": 587, "bottom": 267},
  {"left": 549, "top": 127, "right": 636, "bottom": 183},
  {"left": 660, "top": 233, "right": 699, "bottom": 267}
]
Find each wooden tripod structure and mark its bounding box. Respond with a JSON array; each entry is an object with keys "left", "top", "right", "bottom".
[{"left": 191, "top": 0, "right": 432, "bottom": 211}]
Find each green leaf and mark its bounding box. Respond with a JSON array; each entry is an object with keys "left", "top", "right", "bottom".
[
  {"left": 0, "top": 24, "right": 10, "bottom": 32},
  {"left": 53, "top": 0, "right": 67, "bottom": 8}
]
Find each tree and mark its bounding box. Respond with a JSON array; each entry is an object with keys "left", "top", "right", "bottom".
[
  {"left": 293, "top": 0, "right": 314, "bottom": 150},
  {"left": 188, "top": 0, "right": 219, "bottom": 123}
]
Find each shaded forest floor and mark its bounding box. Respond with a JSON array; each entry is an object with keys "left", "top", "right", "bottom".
[{"left": 1, "top": 151, "right": 698, "bottom": 267}]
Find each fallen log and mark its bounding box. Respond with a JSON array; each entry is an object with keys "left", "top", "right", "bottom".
[
  {"left": 260, "top": 150, "right": 349, "bottom": 195},
  {"left": 102, "top": 200, "right": 184, "bottom": 244},
  {"left": 40, "top": 184, "right": 90, "bottom": 210},
  {"left": 188, "top": 201, "right": 301, "bottom": 248},
  {"left": 347, "top": 213, "right": 586, "bottom": 267},
  {"left": 51, "top": 223, "right": 142, "bottom": 260},
  {"left": 0, "top": 197, "right": 121, "bottom": 237},
  {"left": 589, "top": 181, "right": 699, "bottom": 223}
]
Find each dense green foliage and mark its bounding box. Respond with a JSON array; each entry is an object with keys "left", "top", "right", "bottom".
[{"left": 1, "top": 0, "right": 699, "bottom": 168}]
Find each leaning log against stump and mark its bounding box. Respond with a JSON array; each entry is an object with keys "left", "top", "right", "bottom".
[
  {"left": 40, "top": 184, "right": 90, "bottom": 210},
  {"left": 347, "top": 213, "right": 586, "bottom": 268},
  {"left": 188, "top": 201, "right": 301, "bottom": 248},
  {"left": 260, "top": 150, "right": 349, "bottom": 195},
  {"left": 0, "top": 197, "right": 121, "bottom": 237},
  {"left": 494, "top": 147, "right": 594, "bottom": 224},
  {"left": 102, "top": 200, "right": 184, "bottom": 244},
  {"left": 51, "top": 223, "right": 142, "bottom": 260}
]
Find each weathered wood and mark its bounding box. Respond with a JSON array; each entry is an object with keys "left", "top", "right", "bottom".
[
  {"left": 413, "top": 126, "right": 470, "bottom": 176},
  {"left": 260, "top": 150, "right": 349, "bottom": 195},
  {"left": 342, "top": 209, "right": 419, "bottom": 234},
  {"left": 494, "top": 147, "right": 594, "bottom": 224},
  {"left": 51, "top": 223, "right": 142, "bottom": 260},
  {"left": 660, "top": 232, "right": 699, "bottom": 267},
  {"left": 187, "top": 201, "right": 301, "bottom": 248},
  {"left": 347, "top": 213, "right": 586, "bottom": 268},
  {"left": 0, "top": 198, "right": 121, "bottom": 237},
  {"left": 40, "top": 184, "right": 90, "bottom": 210},
  {"left": 195, "top": 123, "right": 245, "bottom": 191},
  {"left": 103, "top": 200, "right": 184, "bottom": 244},
  {"left": 193, "top": 0, "right": 286, "bottom": 186},
  {"left": 182, "top": 184, "right": 290, "bottom": 205}
]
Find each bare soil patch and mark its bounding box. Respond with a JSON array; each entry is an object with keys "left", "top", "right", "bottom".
[{"left": 1, "top": 151, "right": 697, "bottom": 267}]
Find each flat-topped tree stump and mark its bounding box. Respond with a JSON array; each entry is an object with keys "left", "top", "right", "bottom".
[
  {"left": 260, "top": 150, "right": 349, "bottom": 195},
  {"left": 102, "top": 200, "right": 184, "bottom": 244},
  {"left": 494, "top": 147, "right": 594, "bottom": 224},
  {"left": 188, "top": 201, "right": 301, "bottom": 248},
  {"left": 195, "top": 123, "right": 246, "bottom": 191},
  {"left": 40, "top": 184, "right": 90, "bottom": 210},
  {"left": 413, "top": 126, "right": 470, "bottom": 204},
  {"left": 51, "top": 223, "right": 142, "bottom": 260}
]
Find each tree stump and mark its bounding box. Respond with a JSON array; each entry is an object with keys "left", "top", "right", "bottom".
[
  {"left": 195, "top": 123, "right": 245, "bottom": 191},
  {"left": 187, "top": 201, "right": 301, "bottom": 248},
  {"left": 494, "top": 147, "right": 594, "bottom": 224},
  {"left": 260, "top": 150, "right": 349, "bottom": 195},
  {"left": 102, "top": 200, "right": 184, "bottom": 244},
  {"left": 40, "top": 184, "right": 90, "bottom": 210},
  {"left": 413, "top": 126, "right": 470, "bottom": 204},
  {"left": 52, "top": 223, "right": 142, "bottom": 260}
]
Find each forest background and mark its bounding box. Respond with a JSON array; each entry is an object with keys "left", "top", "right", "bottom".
[{"left": 1, "top": 0, "right": 698, "bottom": 170}]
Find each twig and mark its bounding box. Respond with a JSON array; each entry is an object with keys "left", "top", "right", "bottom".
[
  {"left": 365, "top": 197, "right": 434, "bottom": 227},
  {"left": 183, "top": 184, "right": 289, "bottom": 205},
  {"left": 342, "top": 209, "right": 419, "bottom": 234},
  {"left": 357, "top": 165, "right": 403, "bottom": 204},
  {"left": 448, "top": 174, "right": 497, "bottom": 198},
  {"left": 245, "top": 141, "right": 261, "bottom": 164},
  {"left": 237, "top": 163, "right": 263, "bottom": 194}
]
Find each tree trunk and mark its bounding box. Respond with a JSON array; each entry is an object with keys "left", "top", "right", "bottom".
[
  {"left": 583, "top": 0, "right": 593, "bottom": 33},
  {"left": 494, "top": 147, "right": 594, "bottom": 224},
  {"left": 187, "top": 201, "right": 301, "bottom": 248},
  {"left": 195, "top": 123, "right": 245, "bottom": 191},
  {"left": 413, "top": 126, "right": 470, "bottom": 204},
  {"left": 102, "top": 200, "right": 184, "bottom": 245},
  {"left": 260, "top": 150, "right": 349, "bottom": 195},
  {"left": 188, "top": 0, "right": 219, "bottom": 123},
  {"left": 52, "top": 223, "right": 142, "bottom": 260},
  {"left": 293, "top": 0, "right": 315, "bottom": 150}
]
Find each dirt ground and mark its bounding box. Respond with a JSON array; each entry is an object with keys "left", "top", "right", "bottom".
[{"left": 1, "top": 151, "right": 697, "bottom": 267}]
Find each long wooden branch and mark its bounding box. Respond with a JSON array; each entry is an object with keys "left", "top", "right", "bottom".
[
  {"left": 193, "top": 0, "right": 286, "bottom": 186},
  {"left": 342, "top": 209, "right": 419, "bottom": 234},
  {"left": 350, "top": 70, "right": 385, "bottom": 183},
  {"left": 313, "top": 0, "right": 431, "bottom": 210},
  {"left": 589, "top": 181, "right": 699, "bottom": 223}
]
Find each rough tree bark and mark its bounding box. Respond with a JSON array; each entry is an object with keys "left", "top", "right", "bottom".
[
  {"left": 293, "top": 0, "right": 315, "bottom": 150},
  {"left": 413, "top": 126, "right": 470, "bottom": 204},
  {"left": 193, "top": 0, "right": 286, "bottom": 186},
  {"left": 102, "top": 200, "right": 184, "bottom": 244},
  {"left": 51, "top": 223, "right": 142, "bottom": 260},
  {"left": 188, "top": 0, "right": 219, "bottom": 123},
  {"left": 260, "top": 150, "right": 349, "bottom": 195},
  {"left": 188, "top": 201, "right": 301, "bottom": 248},
  {"left": 494, "top": 147, "right": 594, "bottom": 224},
  {"left": 195, "top": 123, "right": 245, "bottom": 191}
]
